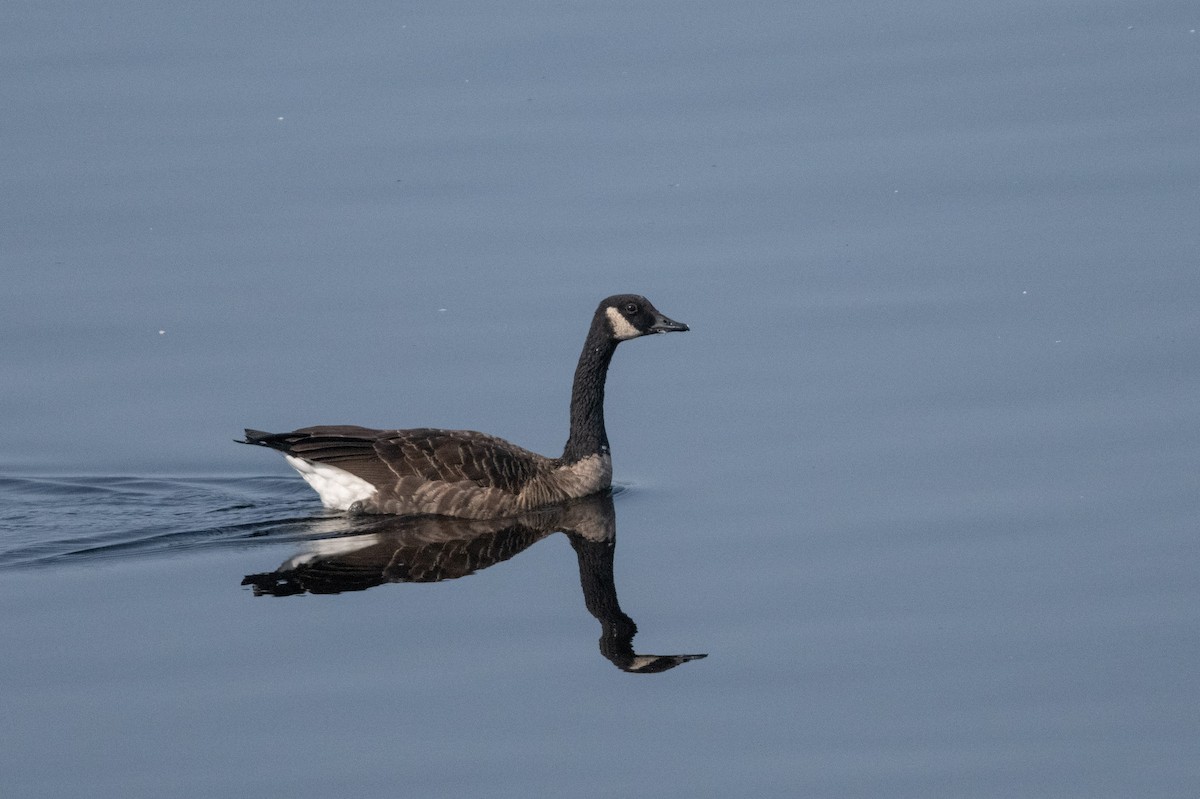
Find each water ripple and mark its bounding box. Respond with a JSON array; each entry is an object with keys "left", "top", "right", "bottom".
[{"left": 0, "top": 474, "right": 366, "bottom": 569}]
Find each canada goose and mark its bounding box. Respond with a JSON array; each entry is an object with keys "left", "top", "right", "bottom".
[{"left": 241, "top": 294, "right": 688, "bottom": 517}]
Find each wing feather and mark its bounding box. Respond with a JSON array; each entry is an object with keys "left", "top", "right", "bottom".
[{"left": 247, "top": 426, "right": 548, "bottom": 495}]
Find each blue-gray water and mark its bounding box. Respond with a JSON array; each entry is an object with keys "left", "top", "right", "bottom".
[{"left": 2, "top": 1, "right": 1198, "bottom": 796}]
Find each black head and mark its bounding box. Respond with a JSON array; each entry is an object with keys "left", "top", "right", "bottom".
[{"left": 597, "top": 294, "right": 689, "bottom": 341}]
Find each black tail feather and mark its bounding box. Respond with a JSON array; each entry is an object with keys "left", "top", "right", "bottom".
[{"left": 240, "top": 429, "right": 291, "bottom": 450}]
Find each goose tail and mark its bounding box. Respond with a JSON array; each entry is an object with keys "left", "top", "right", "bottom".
[{"left": 239, "top": 428, "right": 289, "bottom": 450}]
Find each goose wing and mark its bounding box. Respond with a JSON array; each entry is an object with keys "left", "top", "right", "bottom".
[{"left": 245, "top": 426, "right": 548, "bottom": 495}]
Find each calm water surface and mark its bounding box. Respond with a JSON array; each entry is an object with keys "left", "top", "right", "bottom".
[{"left": 2, "top": 1, "right": 1198, "bottom": 796}]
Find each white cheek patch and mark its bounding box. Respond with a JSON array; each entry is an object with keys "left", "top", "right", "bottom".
[
  {"left": 605, "top": 306, "right": 641, "bottom": 340},
  {"left": 284, "top": 455, "right": 377, "bottom": 510}
]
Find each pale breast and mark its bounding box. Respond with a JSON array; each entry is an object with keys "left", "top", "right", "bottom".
[{"left": 517, "top": 453, "right": 613, "bottom": 509}]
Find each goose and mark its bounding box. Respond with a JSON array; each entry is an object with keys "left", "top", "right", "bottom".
[{"left": 241, "top": 294, "right": 688, "bottom": 518}]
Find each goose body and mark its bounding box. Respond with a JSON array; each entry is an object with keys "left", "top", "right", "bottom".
[{"left": 242, "top": 294, "right": 687, "bottom": 518}]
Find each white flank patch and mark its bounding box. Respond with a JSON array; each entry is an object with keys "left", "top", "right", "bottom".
[
  {"left": 605, "top": 306, "right": 641, "bottom": 340},
  {"left": 284, "top": 455, "right": 377, "bottom": 510}
]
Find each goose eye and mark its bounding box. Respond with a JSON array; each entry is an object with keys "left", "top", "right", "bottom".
[{"left": 624, "top": 302, "right": 638, "bottom": 314}]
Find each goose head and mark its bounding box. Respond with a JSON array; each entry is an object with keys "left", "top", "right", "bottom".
[{"left": 599, "top": 294, "right": 689, "bottom": 341}]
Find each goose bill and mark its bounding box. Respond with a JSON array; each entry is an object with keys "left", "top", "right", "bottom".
[{"left": 649, "top": 314, "right": 689, "bottom": 333}]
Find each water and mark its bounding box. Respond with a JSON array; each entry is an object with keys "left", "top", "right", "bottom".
[{"left": 3, "top": 1, "right": 1198, "bottom": 796}]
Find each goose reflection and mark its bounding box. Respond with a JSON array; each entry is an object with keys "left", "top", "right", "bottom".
[{"left": 242, "top": 491, "right": 706, "bottom": 673}]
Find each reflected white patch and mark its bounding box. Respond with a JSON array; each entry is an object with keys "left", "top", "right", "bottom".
[
  {"left": 284, "top": 455, "right": 376, "bottom": 510},
  {"left": 308, "top": 533, "right": 379, "bottom": 557},
  {"left": 605, "top": 306, "right": 641, "bottom": 340},
  {"left": 283, "top": 533, "right": 380, "bottom": 569}
]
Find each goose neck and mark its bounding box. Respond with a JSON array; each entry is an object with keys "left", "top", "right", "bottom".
[{"left": 563, "top": 320, "right": 617, "bottom": 463}]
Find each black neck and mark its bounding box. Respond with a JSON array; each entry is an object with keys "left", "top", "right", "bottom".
[{"left": 562, "top": 315, "right": 617, "bottom": 462}]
